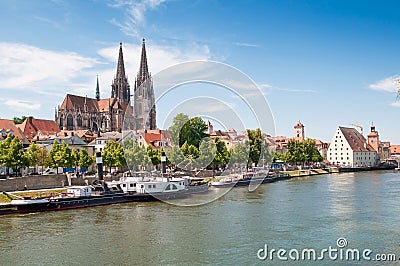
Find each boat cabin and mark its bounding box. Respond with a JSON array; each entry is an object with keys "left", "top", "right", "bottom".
[{"left": 67, "top": 186, "right": 92, "bottom": 197}]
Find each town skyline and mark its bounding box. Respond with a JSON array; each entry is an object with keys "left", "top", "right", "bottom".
[{"left": 1, "top": 1, "right": 400, "bottom": 143}]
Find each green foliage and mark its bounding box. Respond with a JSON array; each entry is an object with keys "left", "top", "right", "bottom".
[
  {"left": 78, "top": 149, "right": 94, "bottom": 169},
  {"left": 193, "top": 138, "right": 216, "bottom": 168},
  {"left": 122, "top": 138, "right": 150, "bottom": 170},
  {"left": 147, "top": 145, "right": 160, "bottom": 166},
  {"left": 0, "top": 136, "right": 26, "bottom": 173},
  {"left": 229, "top": 143, "right": 250, "bottom": 165},
  {"left": 280, "top": 139, "right": 323, "bottom": 164},
  {"left": 168, "top": 113, "right": 190, "bottom": 146},
  {"left": 102, "top": 140, "right": 126, "bottom": 170},
  {"left": 24, "top": 142, "right": 39, "bottom": 167},
  {"left": 181, "top": 141, "right": 200, "bottom": 159},
  {"left": 212, "top": 137, "right": 229, "bottom": 166},
  {"left": 49, "top": 140, "right": 73, "bottom": 173},
  {"left": 164, "top": 145, "right": 185, "bottom": 167},
  {"left": 37, "top": 145, "right": 51, "bottom": 172},
  {"left": 13, "top": 116, "right": 32, "bottom": 125},
  {"left": 247, "top": 128, "right": 272, "bottom": 166},
  {"left": 168, "top": 113, "right": 209, "bottom": 148},
  {"left": 71, "top": 149, "right": 80, "bottom": 167}
]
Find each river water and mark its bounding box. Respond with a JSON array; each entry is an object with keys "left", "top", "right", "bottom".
[{"left": 1, "top": 171, "right": 400, "bottom": 265}]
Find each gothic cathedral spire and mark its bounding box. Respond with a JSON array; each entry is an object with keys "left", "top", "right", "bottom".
[
  {"left": 111, "top": 43, "right": 130, "bottom": 105},
  {"left": 134, "top": 38, "right": 156, "bottom": 131},
  {"left": 95, "top": 75, "right": 100, "bottom": 101}
]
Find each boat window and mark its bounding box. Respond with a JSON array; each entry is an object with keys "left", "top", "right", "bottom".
[
  {"left": 122, "top": 184, "right": 126, "bottom": 187},
  {"left": 130, "top": 184, "right": 134, "bottom": 187},
  {"left": 165, "top": 184, "right": 171, "bottom": 191},
  {"left": 172, "top": 184, "right": 177, "bottom": 190}
]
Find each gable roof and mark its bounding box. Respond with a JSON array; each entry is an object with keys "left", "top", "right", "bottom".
[
  {"left": 0, "top": 119, "right": 29, "bottom": 144},
  {"left": 339, "top": 127, "right": 375, "bottom": 152},
  {"left": 18, "top": 117, "right": 60, "bottom": 139}
]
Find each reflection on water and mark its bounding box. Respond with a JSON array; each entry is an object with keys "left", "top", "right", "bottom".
[{"left": 1, "top": 171, "right": 400, "bottom": 265}]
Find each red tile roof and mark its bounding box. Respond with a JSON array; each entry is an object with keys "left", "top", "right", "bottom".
[
  {"left": 59, "top": 94, "right": 127, "bottom": 114},
  {"left": 0, "top": 119, "right": 29, "bottom": 143},
  {"left": 339, "top": 127, "right": 375, "bottom": 152},
  {"left": 19, "top": 117, "right": 60, "bottom": 139}
]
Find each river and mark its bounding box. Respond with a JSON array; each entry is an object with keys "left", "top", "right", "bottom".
[{"left": 1, "top": 171, "right": 399, "bottom": 265}]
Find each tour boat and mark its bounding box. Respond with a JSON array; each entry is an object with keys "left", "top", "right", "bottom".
[{"left": 1, "top": 174, "right": 191, "bottom": 215}]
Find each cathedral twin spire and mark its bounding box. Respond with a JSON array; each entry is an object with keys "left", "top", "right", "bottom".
[
  {"left": 111, "top": 42, "right": 130, "bottom": 105},
  {"left": 96, "top": 39, "right": 156, "bottom": 131}
]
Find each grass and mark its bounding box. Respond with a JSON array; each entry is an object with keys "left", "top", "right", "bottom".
[{"left": 0, "top": 193, "right": 13, "bottom": 203}]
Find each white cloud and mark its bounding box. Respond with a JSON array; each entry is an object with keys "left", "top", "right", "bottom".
[
  {"left": 109, "top": 0, "right": 166, "bottom": 37},
  {"left": 0, "top": 42, "right": 97, "bottom": 95},
  {"left": 369, "top": 75, "right": 400, "bottom": 93},
  {"left": 97, "top": 42, "right": 210, "bottom": 79},
  {"left": 5, "top": 99, "right": 41, "bottom": 111},
  {"left": 233, "top": 42, "right": 260, "bottom": 48},
  {"left": 260, "top": 83, "right": 318, "bottom": 93},
  {"left": 390, "top": 102, "right": 400, "bottom": 107}
]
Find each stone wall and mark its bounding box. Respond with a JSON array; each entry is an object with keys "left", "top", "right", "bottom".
[{"left": 0, "top": 175, "right": 68, "bottom": 192}]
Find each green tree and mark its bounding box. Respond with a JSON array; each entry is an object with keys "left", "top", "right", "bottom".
[
  {"left": 102, "top": 140, "right": 126, "bottom": 172},
  {"left": 247, "top": 129, "right": 263, "bottom": 166},
  {"left": 13, "top": 116, "right": 31, "bottom": 125},
  {"left": 229, "top": 143, "right": 249, "bottom": 166},
  {"left": 168, "top": 113, "right": 190, "bottom": 146},
  {"left": 281, "top": 139, "right": 323, "bottom": 165},
  {"left": 193, "top": 138, "right": 216, "bottom": 169},
  {"left": 164, "top": 146, "right": 185, "bottom": 168},
  {"left": 24, "top": 142, "right": 39, "bottom": 172},
  {"left": 49, "top": 140, "right": 72, "bottom": 173},
  {"left": 147, "top": 145, "right": 160, "bottom": 166},
  {"left": 78, "top": 149, "right": 94, "bottom": 169},
  {"left": 122, "top": 138, "right": 150, "bottom": 171},
  {"left": 0, "top": 136, "right": 26, "bottom": 175},
  {"left": 37, "top": 145, "right": 51, "bottom": 173},
  {"left": 71, "top": 149, "right": 80, "bottom": 169},
  {"left": 168, "top": 113, "right": 209, "bottom": 148},
  {"left": 212, "top": 137, "right": 229, "bottom": 166},
  {"left": 181, "top": 141, "right": 200, "bottom": 159}
]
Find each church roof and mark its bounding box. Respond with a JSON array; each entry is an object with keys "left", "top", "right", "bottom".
[
  {"left": 60, "top": 94, "right": 99, "bottom": 112},
  {"left": 60, "top": 94, "right": 125, "bottom": 113}
]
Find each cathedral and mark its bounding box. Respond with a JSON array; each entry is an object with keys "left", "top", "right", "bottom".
[{"left": 55, "top": 39, "right": 156, "bottom": 132}]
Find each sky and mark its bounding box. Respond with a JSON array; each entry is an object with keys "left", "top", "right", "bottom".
[{"left": 1, "top": 0, "right": 400, "bottom": 143}]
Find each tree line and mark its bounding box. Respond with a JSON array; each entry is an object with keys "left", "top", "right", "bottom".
[
  {"left": 273, "top": 139, "right": 323, "bottom": 165},
  {"left": 0, "top": 136, "right": 93, "bottom": 175},
  {"left": 0, "top": 113, "right": 279, "bottom": 175}
]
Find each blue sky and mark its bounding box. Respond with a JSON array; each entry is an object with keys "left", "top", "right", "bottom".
[{"left": 1, "top": 0, "right": 400, "bottom": 143}]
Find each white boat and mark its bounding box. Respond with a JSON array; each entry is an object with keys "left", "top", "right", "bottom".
[{"left": 11, "top": 198, "right": 50, "bottom": 205}]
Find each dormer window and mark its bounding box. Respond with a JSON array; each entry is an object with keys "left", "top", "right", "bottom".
[
  {"left": 8, "top": 130, "right": 14, "bottom": 137},
  {"left": 1, "top": 129, "right": 6, "bottom": 138}
]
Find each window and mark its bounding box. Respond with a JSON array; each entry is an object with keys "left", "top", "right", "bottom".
[
  {"left": 122, "top": 184, "right": 126, "bottom": 187},
  {"left": 130, "top": 184, "right": 134, "bottom": 187}
]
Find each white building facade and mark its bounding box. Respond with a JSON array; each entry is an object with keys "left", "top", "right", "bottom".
[{"left": 327, "top": 127, "right": 379, "bottom": 167}]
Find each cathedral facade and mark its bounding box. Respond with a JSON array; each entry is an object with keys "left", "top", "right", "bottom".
[{"left": 55, "top": 40, "right": 156, "bottom": 132}]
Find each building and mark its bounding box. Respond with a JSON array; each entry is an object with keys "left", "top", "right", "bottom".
[
  {"left": 17, "top": 117, "right": 60, "bottom": 141},
  {"left": 55, "top": 39, "right": 156, "bottom": 133},
  {"left": 293, "top": 121, "right": 305, "bottom": 141},
  {"left": 137, "top": 130, "right": 171, "bottom": 149},
  {"left": 327, "top": 126, "right": 379, "bottom": 167},
  {"left": 133, "top": 39, "right": 157, "bottom": 131},
  {"left": 0, "top": 119, "right": 29, "bottom": 145}
]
